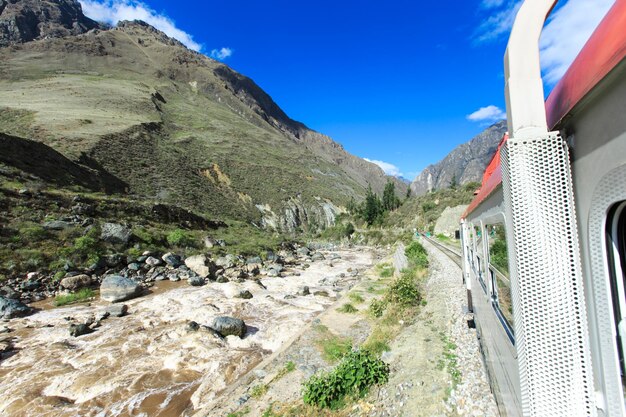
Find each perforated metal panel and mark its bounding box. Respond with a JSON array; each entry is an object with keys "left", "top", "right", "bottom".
[{"left": 501, "top": 132, "right": 595, "bottom": 417}]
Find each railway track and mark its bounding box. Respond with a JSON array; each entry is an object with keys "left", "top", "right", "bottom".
[{"left": 422, "top": 235, "right": 462, "bottom": 268}]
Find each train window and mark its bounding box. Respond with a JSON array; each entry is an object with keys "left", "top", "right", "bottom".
[
  {"left": 487, "top": 223, "right": 514, "bottom": 341},
  {"left": 606, "top": 201, "right": 626, "bottom": 395}
]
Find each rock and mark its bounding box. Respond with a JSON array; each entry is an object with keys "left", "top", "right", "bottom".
[
  {"left": 162, "top": 253, "right": 183, "bottom": 267},
  {"left": 20, "top": 280, "right": 40, "bottom": 291},
  {"left": 246, "top": 264, "right": 261, "bottom": 276},
  {"left": 298, "top": 286, "right": 310, "bottom": 296},
  {"left": 313, "top": 290, "right": 329, "bottom": 297},
  {"left": 267, "top": 263, "right": 283, "bottom": 273},
  {"left": 237, "top": 290, "right": 253, "bottom": 299},
  {"left": 185, "top": 255, "right": 216, "bottom": 278},
  {"left": 69, "top": 323, "right": 92, "bottom": 337},
  {"left": 137, "top": 256, "right": 148, "bottom": 263},
  {"left": 186, "top": 321, "right": 200, "bottom": 332},
  {"left": 168, "top": 274, "right": 181, "bottom": 282},
  {"left": 203, "top": 237, "right": 217, "bottom": 248},
  {"left": 215, "top": 255, "right": 237, "bottom": 269},
  {"left": 266, "top": 269, "right": 280, "bottom": 277},
  {"left": 155, "top": 275, "right": 166, "bottom": 281},
  {"left": 296, "top": 247, "right": 310, "bottom": 256},
  {"left": 329, "top": 253, "right": 342, "bottom": 260},
  {"left": 100, "top": 275, "right": 141, "bottom": 302},
  {"left": 284, "top": 294, "right": 296, "bottom": 300},
  {"left": 210, "top": 316, "right": 246, "bottom": 338},
  {"left": 246, "top": 256, "right": 262, "bottom": 265},
  {"left": 216, "top": 276, "right": 229, "bottom": 283},
  {"left": 101, "top": 223, "right": 132, "bottom": 245},
  {"left": 311, "top": 253, "right": 326, "bottom": 261},
  {"left": 60, "top": 274, "right": 92, "bottom": 291},
  {"left": 128, "top": 263, "right": 141, "bottom": 271},
  {"left": 0, "top": 296, "right": 33, "bottom": 319},
  {"left": 145, "top": 256, "right": 163, "bottom": 267},
  {"left": 43, "top": 220, "right": 73, "bottom": 230},
  {"left": 104, "top": 254, "right": 124, "bottom": 267},
  {"left": 188, "top": 276, "right": 205, "bottom": 286},
  {"left": 0, "top": 325, "right": 10, "bottom": 334},
  {"left": 105, "top": 304, "right": 128, "bottom": 317},
  {"left": 0, "top": 286, "right": 20, "bottom": 300}
]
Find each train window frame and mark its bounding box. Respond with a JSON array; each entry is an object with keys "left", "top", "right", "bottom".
[
  {"left": 473, "top": 222, "right": 488, "bottom": 295},
  {"left": 606, "top": 200, "right": 626, "bottom": 402},
  {"left": 485, "top": 221, "right": 515, "bottom": 345}
]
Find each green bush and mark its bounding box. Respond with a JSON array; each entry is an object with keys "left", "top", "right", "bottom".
[
  {"left": 490, "top": 239, "right": 509, "bottom": 274},
  {"left": 166, "top": 229, "right": 194, "bottom": 247},
  {"left": 338, "top": 303, "right": 358, "bottom": 313},
  {"left": 369, "top": 298, "right": 388, "bottom": 318},
  {"left": 302, "top": 349, "right": 390, "bottom": 409},
  {"left": 405, "top": 241, "right": 429, "bottom": 269},
  {"left": 387, "top": 269, "right": 421, "bottom": 307},
  {"left": 19, "top": 224, "right": 48, "bottom": 242},
  {"left": 54, "top": 288, "right": 95, "bottom": 306}
]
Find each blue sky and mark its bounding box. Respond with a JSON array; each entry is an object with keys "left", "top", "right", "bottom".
[{"left": 80, "top": 0, "right": 614, "bottom": 180}]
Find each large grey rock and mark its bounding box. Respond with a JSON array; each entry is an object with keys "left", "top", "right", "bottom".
[
  {"left": 43, "top": 220, "right": 73, "bottom": 230},
  {"left": 0, "top": 296, "right": 33, "bottom": 319},
  {"left": 215, "top": 254, "right": 237, "bottom": 268},
  {"left": 100, "top": 275, "right": 141, "bottom": 302},
  {"left": 69, "top": 323, "right": 92, "bottom": 337},
  {"left": 210, "top": 316, "right": 246, "bottom": 338},
  {"left": 60, "top": 274, "right": 92, "bottom": 291},
  {"left": 145, "top": 256, "right": 162, "bottom": 267},
  {"left": 184, "top": 255, "right": 216, "bottom": 278},
  {"left": 101, "top": 223, "right": 132, "bottom": 245},
  {"left": 188, "top": 276, "right": 205, "bottom": 286},
  {"left": 105, "top": 304, "right": 128, "bottom": 317},
  {"left": 161, "top": 252, "right": 183, "bottom": 267}
]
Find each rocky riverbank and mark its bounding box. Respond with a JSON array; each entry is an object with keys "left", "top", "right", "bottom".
[{"left": 0, "top": 245, "right": 374, "bottom": 416}]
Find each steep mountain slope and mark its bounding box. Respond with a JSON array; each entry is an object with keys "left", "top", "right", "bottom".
[
  {"left": 0, "top": 0, "right": 102, "bottom": 47},
  {"left": 410, "top": 120, "right": 507, "bottom": 196},
  {"left": 0, "top": 4, "right": 406, "bottom": 232}
]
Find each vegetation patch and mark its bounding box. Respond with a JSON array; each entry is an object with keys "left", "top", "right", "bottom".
[
  {"left": 54, "top": 288, "right": 95, "bottom": 306},
  {"left": 337, "top": 303, "right": 358, "bottom": 313},
  {"left": 250, "top": 383, "right": 269, "bottom": 398},
  {"left": 348, "top": 292, "right": 364, "bottom": 304},
  {"left": 302, "top": 349, "right": 389, "bottom": 409},
  {"left": 314, "top": 325, "right": 352, "bottom": 363}
]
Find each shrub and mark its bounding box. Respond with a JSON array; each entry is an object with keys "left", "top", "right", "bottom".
[
  {"left": 348, "top": 292, "right": 364, "bottom": 303},
  {"left": 379, "top": 265, "right": 394, "bottom": 278},
  {"left": 369, "top": 298, "right": 388, "bottom": 318},
  {"left": 387, "top": 270, "right": 421, "bottom": 307},
  {"left": 405, "top": 241, "right": 429, "bottom": 269},
  {"left": 302, "top": 349, "right": 390, "bottom": 409},
  {"left": 19, "top": 224, "right": 48, "bottom": 242},
  {"left": 166, "top": 229, "right": 194, "bottom": 247},
  {"left": 250, "top": 384, "right": 268, "bottom": 398},
  {"left": 338, "top": 303, "right": 358, "bottom": 313}
]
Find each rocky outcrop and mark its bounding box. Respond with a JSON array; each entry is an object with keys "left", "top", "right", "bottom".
[
  {"left": 410, "top": 121, "right": 507, "bottom": 196},
  {"left": 434, "top": 205, "right": 468, "bottom": 237},
  {"left": 0, "top": 0, "right": 102, "bottom": 47},
  {"left": 100, "top": 223, "right": 132, "bottom": 245},
  {"left": 256, "top": 197, "right": 344, "bottom": 233}
]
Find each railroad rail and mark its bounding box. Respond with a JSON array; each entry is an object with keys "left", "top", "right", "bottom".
[{"left": 421, "top": 235, "right": 462, "bottom": 268}]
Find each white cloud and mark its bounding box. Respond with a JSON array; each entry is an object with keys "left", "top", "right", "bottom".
[
  {"left": 364, "top": 158, "right": 403, "bottom": 177},
  {"left": 466, "top": 105, "right": 506, "bottom": 122},
  {"left": 210, "top": 47, "right": 233, "bottom": 60},
  {"left": 473, "top": 0, "right": 522, "bottom": 43},
  {"left": 474, "top": 0, "right": 615, "bottom": 85},
  {"left": 539, "top": 0, "right": 614, "bottom": 84},
  {"left": 79, "top": 0, "right": 202, "bottom": 51}
]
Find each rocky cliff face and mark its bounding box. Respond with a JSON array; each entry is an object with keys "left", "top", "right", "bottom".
[
  {"left": 0, "top": 0, "right": 102, "bottom": 47},
  {"left": 410, "top": 120, "right": 507, "bottom": 196}
]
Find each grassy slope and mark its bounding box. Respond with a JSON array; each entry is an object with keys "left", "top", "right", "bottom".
[{"left": 0, "top": 26, "right": 367, "bottom": 222}]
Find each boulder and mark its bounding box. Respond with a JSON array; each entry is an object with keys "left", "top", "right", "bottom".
[
  {"left": 311, "top": 253, "right": 326, "bottom": 261},
  {"left": 60, "top": 274, "right": 92, "bottom": 291},
  {"left": 20, "top": 280, "right": 40, "bottom": 291},
  {"left": 296, "top": 247, "right": 310, "bottom": 256},
  {"left": 298, "top": 286, "right": 310, "bottom": 296},
  {"left": 0, "top": 296, "right": 33, "bottom": 319},
  {"left": 162, "top": 253, "right": 183, "bottom": 267},
  {"left": 185, "top": 255, "right": 216, "bottom": 278},
  {"left": 128, "top": 263, "right": 141, "bottom": 271},
  {"left": 237, "top": 290, "right": 253, "bottom": 299},
  {"left": 210, "top": 316, "right": 246, "bottom": 338},
  {"left": 105, "top": 304, "right": 128, "bottom": 317},
  {"left": 186, "top": 321, "right": 200, "bottom": 332},
  {"left": 43, "top": 220, "right": 73, "bottom": 230},
  {"left": 100, "top": 275, "right": 141, "bottom": 302},
  {"left": 101, "top": 223, "right": 132, "bottom": 245},
  {"left": 188, "top": 276, "right": 205, "bottom": 286},
  {"left": 215, "top": 254, "right": 237, "bottom": 268},
  {"left": 246, "top": 256, "right": 262, "bottom": 265},
  {"left": 145, "top": 256, "right": 163, "bottom": 267},
  {"left": 0, "top": 286, "right": 20, "bottom": 300},
  {"left": 216, "top": 276, "right": 229, "bottom": 283},
  {"left": 69, "top": 323, "right": 92, "bottom": 337}
]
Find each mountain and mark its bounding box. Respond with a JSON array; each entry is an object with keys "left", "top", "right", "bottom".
[
  {"left": 410, "top": 120, "right": 507, "bottom": 196},
  {"left": 0, "top": 2, "right": 406, "bottom": 233},
  {"left": 0, "top": 0, "right": 102, "bottom": 47}
]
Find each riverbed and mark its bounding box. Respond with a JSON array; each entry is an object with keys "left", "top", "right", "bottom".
[{"left": 0, "top": 248, "right": 373, "bottom": 417}]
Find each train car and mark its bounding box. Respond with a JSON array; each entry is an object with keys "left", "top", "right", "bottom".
[{"left": 459, "top": 0, "right": 626, "bottom": 416}]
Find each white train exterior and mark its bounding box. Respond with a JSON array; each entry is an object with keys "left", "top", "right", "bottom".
[{"left": 459, "top": 0, "right": 626, "bottom": 416}]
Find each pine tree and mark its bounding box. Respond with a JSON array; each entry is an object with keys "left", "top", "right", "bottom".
[
  {"left": 364, "top": 186, "right": 383, "bottom": 225},
  {"left": 405, "top": 187, "right": 411, "bottom": 200},
  {"left": 382, "top": 181, "right": 398, "bottom": 212}
]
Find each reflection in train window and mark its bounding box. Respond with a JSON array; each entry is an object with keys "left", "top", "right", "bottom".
[
  {"left": 474, "top": 224, "right": 487, "bottom": 294},
  {"left": 606, "top": 201, "right": 626, "bottom": 398},
  {"left": 488, "top": 223, "right": 514, "bottom": 340}
]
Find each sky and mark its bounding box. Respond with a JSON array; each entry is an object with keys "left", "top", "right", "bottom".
[{"left": 79, "top": 0, "right": 615, "bottom": 180}]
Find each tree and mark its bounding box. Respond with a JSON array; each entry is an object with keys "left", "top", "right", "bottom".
[
  {"left": 405, "top": 187, "right": 411, "bottom": 200},
  {"left": 363, "top": 186, "right": 383, "bottom": 225},
  {"left": 382, "top": 181, "right": 400, "bottom": 212},
  {"left": 450, "top": 174, "right": 457, "bottom": 189}
]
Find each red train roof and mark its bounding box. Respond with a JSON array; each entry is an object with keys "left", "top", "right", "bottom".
[{"left": 462, "top": 0, "right": 626, "bottom": 220}]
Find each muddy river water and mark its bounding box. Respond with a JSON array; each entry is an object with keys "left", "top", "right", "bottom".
[{"left": 0, "top": 249, "right": 372, "bottom": 416}]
